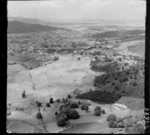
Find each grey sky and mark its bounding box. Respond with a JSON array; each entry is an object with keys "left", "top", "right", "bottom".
[{"left": 8, "top": 0, "right": 146, "bottom": 23}]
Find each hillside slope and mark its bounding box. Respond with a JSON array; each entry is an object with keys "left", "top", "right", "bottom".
[{"left": 7, "top": 21, "right": 67, "bottom": 34}]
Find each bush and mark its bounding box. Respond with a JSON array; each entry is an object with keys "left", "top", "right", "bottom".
[
  {"left": 116, "top": 117, "right": 123, "bottom": 123},
  {"left": 70, "top": 102, "right": 79, "bottom": 108},
  {"left": 94, "top": 110, "right": 101, "bottom": 116},
  {"left": 54, "top": 56, "right": 59, "bottom": 61},
  {"left": 84, "top": 105, "right": 89, "bottom": 112},
  {"left": 59, "top": 104, "right": 69, "bottom": 112},
  {"left": 107, "top": 114, "right": 117, "bottom": 122},
  {"left": 56, "top": 117, "right": 66, "bottom": 127},
  {"left": 46, "top": 103, "right": 50, "bottom": 107},
  {"left": 56, "top": 99, "right": 60, "bottom": 103},
  {"left": 94, "top": 106, "right": 101, "bottom": 112},
  {"left": 101, "top": 109, "right": 106, "bottom": 114},
  {"left": 108, "top": 121, "right": 114, "bottom": 128},
  {"left": 112, "top": 121, "right": 117, "bottom": 128},
  {"left": 36, "top": 112, "right": 42, "bottom": 119},
  {"left": 68, "top": 94, "right": 71, "bottom": 99},
  {"left": 55, "top": 111, "right": 58, "bottom": 116},
  {"left": 57, "top": 111, "right": 68, "bottom": 121},
  {"left": 37, "top": 102, "right": 42, "bottom": 107},
  {"left": 132, "top": 82, "right": 138, "bottom": 86},
  {"left": 81, "top": 105, "right": 85, "bottom": 110},
  {"left": 22, "top": 90, "right": 26, "bottom": 98},
  {"left": 117, "top": 122, "right": 125, "bottom": 128},
  {"left": 78, "top": 101, "right": 81, "bottom": 105}
]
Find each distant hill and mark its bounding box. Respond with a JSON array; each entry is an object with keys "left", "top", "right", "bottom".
[
  {"left": 7, "top": 21, "right": 68, "bottom": 34},
  {"left": 91, "top": 30, "right": 145, "bottom": 39}
]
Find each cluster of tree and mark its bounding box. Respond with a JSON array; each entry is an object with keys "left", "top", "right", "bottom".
[
  {"left": 76, "top": 91, "right": 121, "bottom": 104},
  {"left": 80, "top": 104, "right": 89, "bottom": 112},
  {"left": 94, "top": 106, "right": 106, "bottom": 116},
  {"left": 93, "top": 63, "right": 143, "bottom": 88},
  {"left": 107, "top": 114, "right": 125, "bottom": 128},
  {"left": 91, "top": 60, "right": 121, "bottom": 73},
  {"left": 56, "top": 104, "right": 80, "bottom": 127},
  {"left": 106, "top": 114, "right": 145, "bottom": 134}
]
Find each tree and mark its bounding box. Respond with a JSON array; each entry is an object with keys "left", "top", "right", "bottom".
[
  {"left": 56, "top": 99, "right": 60, "bottom": 103},
  {"left": 101, "top": 109, "right": 106, "bottom": 114},
  {"left": 65, "top": 109, "right": 80, "bottom": 119},
  {"left": 36, "top": 112, "right": 42, "bottom": 119},
  {"left": 49, "top": 97, "right": 53, "bottom": 103},
  {"left": 22, "top": 90, "right": 26, "bottom": 98},
  {"left": 56, "top": 117, "right": 66, "bottom": 127},
  {"left": 78, "top": 101, "right": 81, "bottom": 105},
  {"left": 68, "top": 94, "right": 71, "bottom": 99},
  {"left": 70, "top": 102, "right": 79, "bottom": 108},
  {"left": 94, "top": 106, "right": 101, "bottom": 112},
  {"left": 107, "top": 114, "right": 117, "bottom": 122},
  {"left": 46, "top": 103, "right": 50, "bottom": 107},
  {"left": 37, "top": 102, "right": 42, "bottom": 107},
  {"left": 94, "top": 110, "right": 101, "bottom": 116},
  {"left": 108, "top": 121, "right": 114, "bottom": 128},
  {"left": 81, "top": 105, "right": 85, "bottom": 110},
  {"left": 84, "top": 105, "right": 89, "bottom": 112},
  {"left": 55, "top": 111, "right": 58, "bottom": 116},
  {"left": 116, "top": 117, "right": 123, "bottom": 123}
]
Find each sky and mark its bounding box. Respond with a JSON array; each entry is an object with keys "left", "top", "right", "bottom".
[{"left": 8, "top": 0, "right": 146, "bottom": 24}]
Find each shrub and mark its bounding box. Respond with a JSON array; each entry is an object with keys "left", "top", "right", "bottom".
[
  {"left": 94, "top": 110, "right": 101, "bottom": 116},
  {"left": 36, "top": 112, "right": 42, "bottom": 119},
  {"left": 49, "top": 98, "right": 53, "bottom": 103},
  {"left": 55, "top": 111, "right": 58, "bottom": 116},
  {"left": 58, "top": 113, "right": 68, "bottom": 121},
  {"left": 56, "top": 117, "right": 66, "bottom": 127},
  {"left": 101, "top": 109, "right": 106, "bottom": 114},
  {"left": 81, "top": 105, "right": 85, "bottom": 110},
  {"left": 116, "top": 117, "right": 123, "bottom": 122},
  {"left": 117, "top": 122, "right": 125, "bottom": 128},
  {"left": 108, "top": 121, "right": 114, "bottom": 128},
  {"left": 59, "top": 105, "right": 68, "bottom": 112},
  {"left": 22, "top": 90, "right": 26, "bottom": 98},
  {"left": 56, "top": 99, "right": 60, "bottom": 103},
  {"left": 112, "top": 121, "right": 117, "bottom": 128},
  {"left": 70, "top": 102, "right": 79, "bottom": 108},
  {"left": 54, "top": 56, "right": 59, "bottom": 61},
  {"left": 132, "top": 82, "right": 138, "bottom": 86},
  {"left": 78, "top": 101, "right": 81, "bottom": 105},
  {"left": 46, "top": 103, "right": 50, "bottom": 107},
  {"left": 94, "top": 106, "right": 101, "bottom": 112},
  {"left": 107, "top": 114, "right": 117, "bottom": 122},
  {"left": 116, "top": 117, "right": 123, "bottom": 123},
  {"left": 37, "top": 102, "right": 42, "bottom": 107},
  {"left": 84, "top": 105, "right": 89, "bottom": 112}
]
